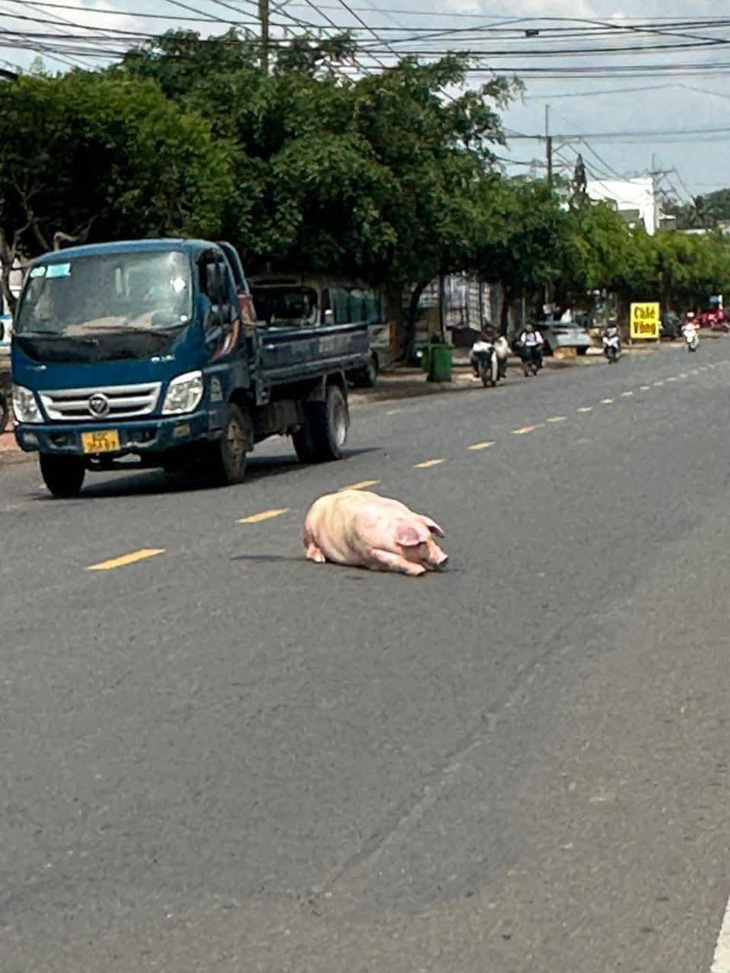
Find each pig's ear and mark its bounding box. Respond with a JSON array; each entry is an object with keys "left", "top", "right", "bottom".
[
  {"left": 421, "top": 516, "right": 445, "bottom": 538},
  {"left": 396, "top": 522, "right": 430, "bottom": 547}
]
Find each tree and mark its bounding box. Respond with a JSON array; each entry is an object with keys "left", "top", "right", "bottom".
[
  {"left": 472, "top": 178, "right": 571, "bottom": 332},
  {"left": 0, "top": 71, "right": 234, "bottom": 308},
  {"left": 121, "top": 32, "right": 518, "bottom": 355}
]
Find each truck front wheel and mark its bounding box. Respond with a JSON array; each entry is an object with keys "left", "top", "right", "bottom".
[
  {"left": 211, "top": 402, "right": 253, "bottom": 485},
  {"left": 293, "top": 384, "right": 348, "bottom": 463},
  {"left": 40, "top": 454, "right": 86, "bottom": 498}
]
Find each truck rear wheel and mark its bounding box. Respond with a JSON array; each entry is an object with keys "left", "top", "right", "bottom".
[
  {"left": 293, "top": 384, "right": 348, "bottom": 463},
  {"left": 40, "top": 454, "right": 85, "bottom": 498},
  {"left": 210, "top": 402, "right": 253, "bottom": 485}
]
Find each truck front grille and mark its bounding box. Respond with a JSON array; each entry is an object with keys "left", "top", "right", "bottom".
[{"left": 39, "top": 383, "right": 162, "bottom": 421}]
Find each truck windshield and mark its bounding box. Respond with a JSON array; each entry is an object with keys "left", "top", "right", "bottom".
[
  {"left": 252, "top": 286, "right": 319, "bottom": 328},
  {"left": 16, "top": 250, "right": 192, "bottom": 337}
]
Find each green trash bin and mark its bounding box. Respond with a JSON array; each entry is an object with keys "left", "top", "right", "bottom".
[{"left": 428, "top": 342, "right": 453, "bottom": 382}]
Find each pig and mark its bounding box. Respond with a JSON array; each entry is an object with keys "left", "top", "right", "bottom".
[{"left": 303, "top": 490, "right": 448, "bottom": 577}]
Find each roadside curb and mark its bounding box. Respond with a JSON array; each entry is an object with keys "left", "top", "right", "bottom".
[{"left": 349, "top": 341, "right": 685, "bottom": 409}]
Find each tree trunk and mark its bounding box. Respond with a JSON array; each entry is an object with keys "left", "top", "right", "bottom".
[
  {"left": 403, "top": 280, "right": 429, "bottom": 363},
  {"left": 499, "top": 286, "right": 513, "bottom": 336}
]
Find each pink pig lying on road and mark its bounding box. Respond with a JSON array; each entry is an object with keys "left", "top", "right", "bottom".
[{"left": 303, "top": 490, "right": 448, "bottom": 576}]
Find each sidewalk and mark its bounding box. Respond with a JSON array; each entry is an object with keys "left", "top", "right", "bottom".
[{"left": 349, "top": 341, "right": 675, "bottom": 408}]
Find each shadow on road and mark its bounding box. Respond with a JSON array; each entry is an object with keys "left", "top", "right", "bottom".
[{"left": 21, "top": 447, "right": 381, "bottom": 502}]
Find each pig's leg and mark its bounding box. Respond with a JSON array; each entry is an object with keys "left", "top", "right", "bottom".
[
  {"left": 370, "top": 549, "right": 427, "bottom": 576},
  {"left": 305, "top": 541, "right": 327, "bottom": 564},
  {"left": 303, "top": 523, "right": 327, "bottom": 563}
]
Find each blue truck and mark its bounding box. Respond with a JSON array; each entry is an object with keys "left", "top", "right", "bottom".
[{"left": 11, "top": 238, "right": 370, "bottom": 497}]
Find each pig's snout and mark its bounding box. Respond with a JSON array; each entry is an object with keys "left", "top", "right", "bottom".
[{"left": 436, "top": 551, "right": 449, "bottom": 569}]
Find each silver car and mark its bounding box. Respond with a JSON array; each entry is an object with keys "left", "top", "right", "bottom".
[
  {"left": 0, "top": 313, "right": 11, "bottom": 357},
  {"left": 539, "top": 320, "right": 593, "bottom": 356}
]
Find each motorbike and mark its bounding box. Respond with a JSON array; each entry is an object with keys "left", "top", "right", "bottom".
[
  {"left": 602, "top": 331, "right": 621, "bottom": 363},
  {"left": 473, "top": 345, "right": 500, "bottom": 388},
  {"left": 520, "top": 344, "right": 542, "bottom": 377},
  {"left": 683, "top": 328, "right": 699, "bottom": 353}
]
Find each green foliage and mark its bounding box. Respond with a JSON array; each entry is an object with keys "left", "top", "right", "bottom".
[
  {"left": 120, "top": 32, "right": 516, "bottom": 288},
  {"left": 0, "top": 71, "right": 234, "bottom": 254},
  {"left": 1, "top": 28, "right": 727, "bottom": 341}
]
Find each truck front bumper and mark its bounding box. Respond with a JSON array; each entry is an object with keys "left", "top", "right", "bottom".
[{"left": 15, "top": 410, "right": 213, "bottom": 457}]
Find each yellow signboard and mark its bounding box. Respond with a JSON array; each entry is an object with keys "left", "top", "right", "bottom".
[{"left": 630, "top": 302, "right": 660, "bottom": 341}]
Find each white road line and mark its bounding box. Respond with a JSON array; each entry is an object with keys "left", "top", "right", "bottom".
[
  {"left": 601, "top": 398, "right": 614, "bottom": 405},
  {"left": 577, "top": 406, "right": 593, "bottom": 413},
  {"left": 547, "top": 416, "right": 568, "bottom": 423},
  {"left": 711, "top": 894, "right": 730, "bottom": 972},
  {"left": 386, "top": 408, "right": 404, "bottom": 415},
  {"left": 654, "top": 381, "right": 665, "bottom": 387},
  {"left": 468, "top": 441, "right": 495, "bottom": 451},
  {"left": 621, "top": 391, "right": 634, "bottom": 398},
  {"left": 640, "top": 385, "right": 651, "bottom": 391},
  {"left": 667, "top": 376, "right": 678, "bottom": 382}
]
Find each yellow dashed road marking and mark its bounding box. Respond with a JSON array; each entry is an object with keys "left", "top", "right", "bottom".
[
  {"left": 415, "top": 459, "right": 445, "bottom": 469},
  {"left": 238, "top": 508, "right": 289, "bottom": 524},
  {"left": 88, "top": 548, "right": 165, "bottom": 571},
  {"left": 577, "top": 406, "right": 594, "bottom": 413},
  {"left": 468, "top": 442, "right": 495, "bottom": 451},
  {"left": 547, "top": 416, "right": 568, "bottom": 423},
  {"left": 339, "top": 480, "right": 380, "bottom": 491},
  {"left": 512, "top": 425, "right": 536, "bottom": 436},
  {"left": 621, "top": 391, "right": 634, "bottom": 398}
]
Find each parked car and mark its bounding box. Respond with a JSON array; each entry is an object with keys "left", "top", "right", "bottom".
[{"left": 538, "top": 319, "right": 593, "bottom": 355}]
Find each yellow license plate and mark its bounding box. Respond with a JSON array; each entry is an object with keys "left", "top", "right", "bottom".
[{"left": 81, "top": 430, "right": 120, "bottom": 454}]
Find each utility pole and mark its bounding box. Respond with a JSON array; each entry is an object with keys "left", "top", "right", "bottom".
[
  {"left": 259, "top": 0, "right": 269, "bottom": 74},
  {"left": 545, "top": 104, "right": 554, "bottom": 310},
  {"left": 545, "top": 105, "right": 553, "bottom": 191}
]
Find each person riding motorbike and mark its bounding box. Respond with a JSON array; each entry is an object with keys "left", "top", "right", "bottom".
[
  {"left": 682, "top": 311, "right": 700, "bottom": 351},
  {"left": 517, "top": 323, "right": 544, "bottom": 372},
  {"left": 494, "top": 333, "right": 510, "bottom": 379},
  {"left": 602, "top": 320, "right": 621, "bottom": 361},
  {"left": 469, "top": 329, "right": 497, "bottom": 380}
]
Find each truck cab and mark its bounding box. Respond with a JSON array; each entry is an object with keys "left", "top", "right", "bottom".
[{"left": 12, "top": 239, "right": 369, "bottom": 497}]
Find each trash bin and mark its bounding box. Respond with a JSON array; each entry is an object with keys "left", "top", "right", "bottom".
[{"left": 428, "top": 343, "right": 453, "bottom": 382}]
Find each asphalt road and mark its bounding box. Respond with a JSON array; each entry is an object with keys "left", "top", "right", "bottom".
[{"left": 2, "top": 343, "right": 730, "bottom": 972}]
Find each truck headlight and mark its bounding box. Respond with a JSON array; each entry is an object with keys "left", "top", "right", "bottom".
[
  {"left": 162, "top": 371, "right": 204, "bottom": 415},
  {"left": 12, "top": 385, "right": 42, "bottom": 424}
]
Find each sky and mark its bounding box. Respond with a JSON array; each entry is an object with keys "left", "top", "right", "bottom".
[{"left": 3, "top": 0, "right": 729, "bottom": 201}]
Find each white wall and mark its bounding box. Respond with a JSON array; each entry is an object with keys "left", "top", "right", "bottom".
[{"left": 587, "top": 178, "right": 657, "bottom": 235}]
